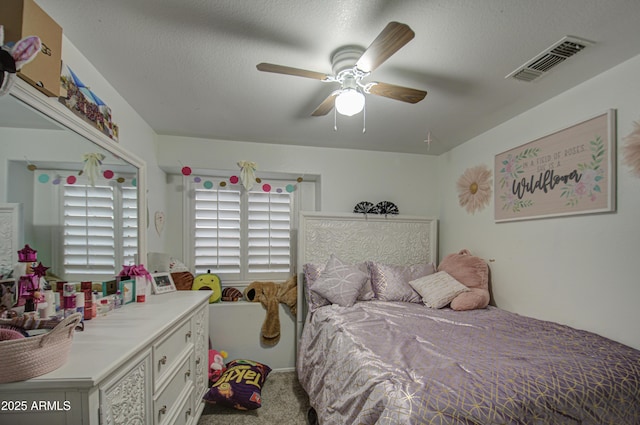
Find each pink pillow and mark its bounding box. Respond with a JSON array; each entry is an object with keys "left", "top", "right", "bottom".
[{"left": 437, "top": 249, "right": 490, "bottom": 310}]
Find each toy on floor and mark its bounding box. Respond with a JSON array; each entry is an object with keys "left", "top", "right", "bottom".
[{"left": 208, "top": 349, "right": 228, "bottom": 383}]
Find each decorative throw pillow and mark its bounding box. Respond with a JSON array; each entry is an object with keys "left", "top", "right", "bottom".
[
  {"left": 303, "top": 263, "right": 331, "bottom": 311},
  {"left": 203, "top": 359, "right": 272, "bottom": 410},
  {"left": 408, "top": 271, "right": 470, "bottom": 309},
  {"left": 171, "top": 271, "right": 194, "bottom": 291},
  {"left": 368, "top": 261, "right": 436, "bottom": 302},
  {"left": 304, "top": 261, "right": 374, "bottom": 310},
  {"left": 310, "top": 254, "right": 369, "bottom": 307},
  {"left": 437, "top": 249, "right": 490, "bottom": 311}
]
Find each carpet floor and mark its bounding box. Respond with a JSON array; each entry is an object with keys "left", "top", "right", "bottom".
[{"left": 198, "top": 371, "right": 311, "bottom": 425}]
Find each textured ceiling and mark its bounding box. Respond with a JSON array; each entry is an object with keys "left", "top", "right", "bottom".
[{"left": 34, "top": 0, "right": 640, "bottom": 155}]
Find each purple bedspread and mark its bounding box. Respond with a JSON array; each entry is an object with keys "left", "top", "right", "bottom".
[{"left": 297, "top": 301, "right": 640, "bottom": 424}]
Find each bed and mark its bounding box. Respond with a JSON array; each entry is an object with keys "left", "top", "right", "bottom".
[{"left": 296, "top": 212, "right": 640, "bottom": 425}]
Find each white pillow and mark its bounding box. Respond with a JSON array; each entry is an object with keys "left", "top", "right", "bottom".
[
  {"left": 310, "top": 254, "right": 369, "bottom": 307},
  {"left": 408, "top": 271, "right": 470, "bottom": 309}
]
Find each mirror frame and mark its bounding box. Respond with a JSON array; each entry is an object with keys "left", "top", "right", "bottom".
[{"left": 7, "top": 79, "right": 148, "bottom": 265}]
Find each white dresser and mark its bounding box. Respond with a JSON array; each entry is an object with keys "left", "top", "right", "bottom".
[{"left": 0, "top": 291, "right": 211, "bottom": 425}]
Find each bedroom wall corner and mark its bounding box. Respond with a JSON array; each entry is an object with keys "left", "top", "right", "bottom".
[{"left": 437, "top": 53, "right": 640, "bottom": 350}]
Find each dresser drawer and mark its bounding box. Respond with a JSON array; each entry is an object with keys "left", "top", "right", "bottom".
[
  {"left": 154, "top": 352, "right": 193, "bottom": 425},
  {"left": 171, "top": 386, "right": 196, "bottom": 425},
  {"left": 153, "top": 319, "right": 194, "bottom": 388}
]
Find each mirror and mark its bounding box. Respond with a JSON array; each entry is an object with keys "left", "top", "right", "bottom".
[{"left": 0, "top": 79, "right": 147, "bottom": 281}]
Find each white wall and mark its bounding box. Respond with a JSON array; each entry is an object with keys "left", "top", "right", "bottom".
[
  {"left": 156, "top": 135, "right": 440, "bottom": 261},
  {"left": 438, "top": 54, "right": 640, "bottom": 350}
]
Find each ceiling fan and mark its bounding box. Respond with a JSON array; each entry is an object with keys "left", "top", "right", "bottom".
[{"left": 256, "top": 22, "right": 427, "bottom": 117}]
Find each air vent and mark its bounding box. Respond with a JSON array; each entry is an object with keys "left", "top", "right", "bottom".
[{"left": 506, "top": 36, "right": 594, "bottom": 82}]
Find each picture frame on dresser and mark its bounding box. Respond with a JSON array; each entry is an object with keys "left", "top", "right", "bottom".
[
  {"left": 118, "top": 279, "right": 136, "bottom": 304},
  {"left": 151, "top": 272, "right": 177, "bottom": 294}
]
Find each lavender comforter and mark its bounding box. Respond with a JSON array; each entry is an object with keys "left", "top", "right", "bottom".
[{"left": 297, "top": 301, "right": 640, "bottom": 424}]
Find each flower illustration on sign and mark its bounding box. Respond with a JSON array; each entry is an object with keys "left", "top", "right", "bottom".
[
  {"left": 560, "top": 137, "right": 605, "bottom": 206},
  {"left": 623, "top": 120, "right": 640, "bottom": 178},
  {"left": 498, "top": 148, "right": 539, "bottom": 212}
]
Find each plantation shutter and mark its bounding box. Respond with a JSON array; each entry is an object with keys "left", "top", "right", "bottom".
[
  {"left": 120, "top": 186, "right": 138, "bottom": 267},
  {"left": 194, "top": 188, "right": 241, "bottom": 275},
  {"left": 247, "top": 191, "right": 291, "bottom": 274},
  {"left": 63, "top": 184, "right": 116, "bottom": 276}
]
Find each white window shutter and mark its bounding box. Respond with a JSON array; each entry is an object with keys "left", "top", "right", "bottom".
[
  {"left": 63, "top": 184, "right": 116, "bottom": 276},
  {"left": 120, "top": 186, "right": 138, "bottom": 267},
  {"left": 247, "top": 191, "right": 291, "bottom": 274},
  {"left": 190, "top": 181, "right": 294, "bottom": 281},
  {"left": 194, "top": 189, "right": 241, "bottom": 275},
  {"left": 62, "top": 181, "right": 138, "bottom": 279}
]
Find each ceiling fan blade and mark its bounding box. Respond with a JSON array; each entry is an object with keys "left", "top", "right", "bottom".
[
  {"left": 355, "top": 22, "right": 415, "bottom": 73},
  {"left": 367, "top": 82, "right": 427, "bottom": 104},
  {"left": 256, "top": 63, "right": 331, "bottom": 81},
  {"left": 311, "top": 92, "right": 338, "bottom": 116}
]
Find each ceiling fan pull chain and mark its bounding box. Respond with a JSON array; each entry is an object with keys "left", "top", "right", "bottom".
[
  {"left": 334, "top": 108, "right": 338, "bottom": 131},
  {"left": 362, "top": 103, "right": 366, "bottom": 133}
]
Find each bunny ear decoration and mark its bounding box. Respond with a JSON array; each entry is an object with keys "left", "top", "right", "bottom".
[{"left": 11, "top": 36, "right": 41, "bottom": 70}]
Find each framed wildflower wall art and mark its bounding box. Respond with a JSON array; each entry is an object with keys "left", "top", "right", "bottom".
[{"left": 494, "top": 110, "right": 616, "bottom": 222}]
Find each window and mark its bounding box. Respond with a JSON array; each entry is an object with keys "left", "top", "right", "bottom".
[
  {"left": 189, "top": 181, "right": 294, "bottom": 281},
  {"left": 60, "top": 180, "right": 137, "bottom": 279}
]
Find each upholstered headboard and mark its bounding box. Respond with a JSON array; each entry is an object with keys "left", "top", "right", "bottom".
[{"left": 296, "top": 212, "right": 438, "bottom": 343}]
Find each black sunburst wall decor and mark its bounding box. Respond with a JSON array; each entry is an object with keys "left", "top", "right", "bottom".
[{"left": 353, "top": 201, "right": 399, "bottom": 215}]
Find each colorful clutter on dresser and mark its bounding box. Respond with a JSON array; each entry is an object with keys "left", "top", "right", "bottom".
[{"left": 0, "top": 246, "right": 152, "bottom": 329}]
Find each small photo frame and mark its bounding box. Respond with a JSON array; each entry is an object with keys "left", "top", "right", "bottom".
[
  {"left": 1, "top": 279, "right": 17, "bottom": 310},
  {"left": 102, "top": 279, "right": 118, "bottom": 296},
  {"left": 151, "top": 272, "right": 176, "bottom": 295},
  {"left": 118, "top": 279, "right": 136, "bottom": 304}
]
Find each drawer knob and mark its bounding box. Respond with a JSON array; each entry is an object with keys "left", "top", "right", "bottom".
[
  {"left": 159, "top": 405, "right": 167, "bottom": 415},
  {"left": 186, "top": 330, "right": 192, "bottom": 338},
  {"left": 185, "top": 369, "right": 191, "bottom": 378},
  {"left": 159, "top": 355, "right": 167, "bottom": 365}
]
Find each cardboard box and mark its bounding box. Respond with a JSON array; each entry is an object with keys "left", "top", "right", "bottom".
[{"left": 0, "top": 0, "right": 62, "bottom": 97}]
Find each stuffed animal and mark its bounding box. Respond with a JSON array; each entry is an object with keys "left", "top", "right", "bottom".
[
  {"left": 0, "top": 25, "right": 41, "bottom": 97},
  {"left": 243, "top": 275, "right": 296, "bottom": 346},
  {"left": 192, "top": 270, "right": 222, "bottom": 303},
  {"left": 222, "top": 287, "right": 242, "bottom": 302},
  {"left": 208, "top": 349, "right": 228, "bottom": 383},
  {"left": 437, "top": 249, "right": 490, "bottom": 311}
]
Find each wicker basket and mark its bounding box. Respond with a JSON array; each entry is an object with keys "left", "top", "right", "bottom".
[{"left": 0, "top": 313, "right": 82, "bottom": 384}]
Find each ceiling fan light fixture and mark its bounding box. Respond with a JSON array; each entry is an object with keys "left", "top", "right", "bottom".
[{"left": 335, "top": 88, "right": 365, "bottom": 116}]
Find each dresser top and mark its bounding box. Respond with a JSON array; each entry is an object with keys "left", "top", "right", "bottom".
[{"left": 0, "top": 291, "right": 211, "bottom": 390}]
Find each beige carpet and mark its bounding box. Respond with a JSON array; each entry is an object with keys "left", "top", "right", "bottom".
[{"left": 198, "top": 371, "right": 311, "bottom": 425}]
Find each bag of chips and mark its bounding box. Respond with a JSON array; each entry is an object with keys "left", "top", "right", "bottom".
[{"left": 203, "top": 359, "right": 271, "bottom": 410}]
